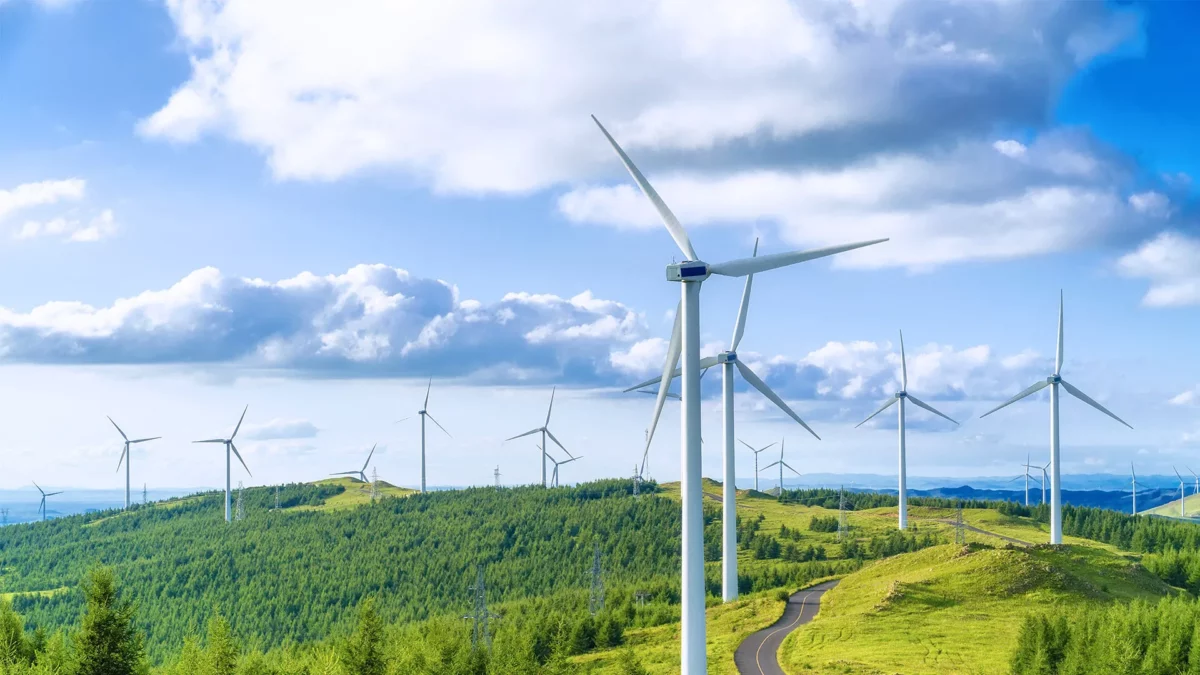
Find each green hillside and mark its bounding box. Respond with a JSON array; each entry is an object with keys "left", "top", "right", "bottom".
[{"left": 1143, "top": 492, "right": 1200, "bottom": 521}]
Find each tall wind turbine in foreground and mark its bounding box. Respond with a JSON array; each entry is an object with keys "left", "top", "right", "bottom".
[
  {"left": 1130, "top": 463, "right": 1139, "bottom": 515},
  {"left": 34, "top": 482, "right": 62, "bottom": 522},
  {"left": 627, "top": 239, "right": 822, "bottom": 602},
  {"left": 593, "top": 114, "right": 886, "bottom": 672},
  {"left": 740, "top": 440, "right": 777, "bottom": 492},
  {"left": 1175, "top": 467, "right": 1188, "bottom": 517},
  {"left": 856, "top": 331, "right": 958, "bottom": 530},
  {"left": 193, "top": 406, "right": 253, "bottom": 523},
  {"left": 505, "top": 387, "right": 570, "bottom": 487},
  {"left": 980, "top": 293, "right": 1131, "bottom": 545},
  {"left": 108, "top": 417, "right": 160, "bottom": 510},
  {"left": 398, "top": 378, "right": 450, "bottom": 493},
  {"left": 331, "top": 444, "right": 377, "bottom": 483},
  {"left": 762, "top": 439, "right": 801, "bottom": 496}
]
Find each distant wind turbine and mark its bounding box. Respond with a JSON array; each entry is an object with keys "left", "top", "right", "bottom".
[
  {"left": 331, "top": 444, "right": 377, "bottom": 483},
  {"left": 1130, "top": 463, "right": 1139, "bottom": 515},
  {"left": 397, "top": 378, "right": 450, "bottom": 493},
  {"left": 1189, "top": 467, "right": 1200, "bottom": 497},
  {"left": 33, "top": 482, "right": 62, "bottom": 522},
  {"left": 542, "top": 445, "right": 582, "bottom": 487},
  {"left": 762, "top": 439, "right": 801, "bottom": 497},
  {"left": 108, "top": 417, "right": 160, "bottom": 510},
  {"left": 505, "top": 387, "right": 571, "bottom": 487},
  {"left": 1175, "top": 466, "right": 1188, "bottom": 518},
  {"left": 856, "top": 331, "right": 958, "bottom": 530},
  {"left": 980, "top": 292, "right": 1131, "bottom": 545},
  {"left": 193, "top": 406, "right": 253, "bottom": 523},
  {"left": 739, "top": 440, "right": 777, "bottom": 492}
]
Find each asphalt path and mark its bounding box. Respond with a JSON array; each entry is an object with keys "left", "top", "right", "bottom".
[{"left": 734, "top": 580, "right": 839, "bottom": 675}]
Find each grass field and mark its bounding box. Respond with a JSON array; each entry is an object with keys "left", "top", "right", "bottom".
[
  {"left": 1143, "top": 492, "right": 1200, "bottom": 521},
  {"left": 295, "top": 476, "right": 416, "bottom": 510}
]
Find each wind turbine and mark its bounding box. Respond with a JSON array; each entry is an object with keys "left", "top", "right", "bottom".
[
  {"left": 331, "top": 444, "right": 377, "bottom": 483},
  {"left": 543, "top": 446, "right": 582, "bottom": 488},
  {"left": 629, "top": 238, "right": 825, "bottom": 601},
  {"left": 397, "top": 378, "right": 450, "bottom": 493},
  {"left": 1188, "top": 467, "right": 1200, "bottom": 497},
  {"left": 979, "top": 292, "right": 1131, "bottom": 545},
  {"left": 594, "top": 115, "right": 886, "bottom": 668},
  {"left": 1007, "top": 470, "right": 1034, "bottom": 507},
  {"left": 1175, "top": 467, "right": 1188, "bottom": 518},
  {"left": 739, "top": 439, "right": 777, "bottom": 492},
  {"left": 193, "top": 406, "right": 253, "bottom": 523},
  {"left": 1130, "top": 463, "right": 1138, "bottom": 515},
  {"left": 762, "top": 439, "right": 801, "bottom": 497},
  {"left": 1036, "top": 461, "right": 1049, "bottom": 504},
  {"left": 505, "top": 387, "right": 570, "bottom": 487},
  {"left": 108, "top": 417, "right": 160, "bottom": 510},
  {"left": 33, "top": 482, "right": 62, "bottom": 522},
  {"left": 856, "top": 331, "right": 958, "bottom": 530}
]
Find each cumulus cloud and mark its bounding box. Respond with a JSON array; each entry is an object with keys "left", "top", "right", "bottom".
[
  {"left": 1169, "top": 388, "right": 1200, "bottom": 407},
  {"left": 241, "top": 418, "right": 320, "bottom": 440},
  {"left": 1118, "top": 232, "right": 1200, "bottom": 307},
  {"left": 0, "top": 179, "right": 85, "bottom": 222},
  {"left": 14, "top": 209, "right": 117, "bottom": 243}
]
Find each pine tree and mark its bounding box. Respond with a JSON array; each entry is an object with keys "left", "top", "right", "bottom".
[
  {"left": 74, "top": 567, "right": 145, "bottom": 675},
  {"left": 339, "top": 597, "right": 386, "bottom": 675},
  {"left": 203, "top": 615, "right": 239, "bottom": 675}
]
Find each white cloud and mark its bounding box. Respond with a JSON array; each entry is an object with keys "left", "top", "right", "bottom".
[
  {"left": 993, "top": 140, "right": 1026, "bottom": 158},
  {"left": 241, "top": 418, "right": 320, "bottom": 440},
  {"left": 1169, "top": 388, "right": 1199, "bottom": 407},
  {"left": 14, "top": 209, "right": 118, "bottom": 243},
  {"left": 1118, "top": 232, "right": 1200, "bottom": 307},
  {"left": 142, "top": 0, "right": 1136, "bottom": 195},
  {"left": 610, "top": 338, "right": 668, "bottom": 375},
  {"left": 0, "top": 179, "right": 85, "bottom": 221}
]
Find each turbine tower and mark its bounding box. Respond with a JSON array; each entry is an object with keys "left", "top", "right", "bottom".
[
  {"left": 398, "top": 378, "right": 450, "bottom": 493},
  {"left": 1130, "top": 463, "right": 1138, "bottom": 515},
  {"left": 1189, "top": 467, "right": 1200, "bottom": 497},
  {"left": 34, "top": 482, "right": 62, "bottom": 522},
  {"left": 739, "top": 440, "right": 776, "bottom": 492},
  {"left": 628, "top": 239, "right": 822, "bottom": 602},
  {"left": 594, "top": 114, "right": 886, "bottom": 671},
  {"left": 762, "top": 439, "right": 801, "bottom": 498},
  {"left": 331, "top": 444, "right": 377, "bottom": 483},
  {"left": 856, "top": 331, "right": 958, "bottom": 530},
  {"left": 505, "top": 387, "right": 571, "bottom": 487},
  {"left": 979, "top": 293, "right": 1131, "bottom": 545},
  {"left": 193, "top": 405, "right": 253, "bottom": 523},
  {"left": 108, "top": 417, "right": 160, "bottom": 510},
  {"left": 1175, "top": 467, "right": 1188, "bottom": 518}
]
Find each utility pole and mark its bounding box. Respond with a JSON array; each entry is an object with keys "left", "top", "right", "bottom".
[
  {"left": 235, "top": 481, "right": 245, "bottom": 522},
  {"left": 464, "top": 564, "right": 499, "bottom": 650},
  {"left": 494, "top": 465, "right": 501, "bottom": 490},
  {"left": 589, "top": 543, "right": 605, "bottom": 616},
  {"left": 635, "top": 590, "right": 649, "bottom": 607}
]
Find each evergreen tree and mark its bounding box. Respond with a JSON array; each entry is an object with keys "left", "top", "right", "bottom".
[
  {"left": 74, "top": 567, "right": 144, "bottom": 675},
  {"left": 339, "top": 597, "right": 386, "bottom": 675},
  {"left": 203, "top": 615, "right": 239, "bottom": 675}
]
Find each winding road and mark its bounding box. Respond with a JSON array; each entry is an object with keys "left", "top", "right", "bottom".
[{"left": 734, "top": 580, "right": 839, "bottom": 675}]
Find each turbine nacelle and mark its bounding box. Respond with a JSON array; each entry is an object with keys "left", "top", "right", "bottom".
[
  {"left": 716, "top": 351, "right": 737, "bottom": 364},
  {"left": 667, "top": 261, "right": 711, "bottom": 282}
]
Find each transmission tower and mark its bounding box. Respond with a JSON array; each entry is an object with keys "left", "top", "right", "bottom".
[
  {"left": 464, "top": 564, "right": 499, "bottom": 650},
  {"left": 632, "top": 465, "right": 641, "bottom": 497},
  {"left": 274, "top": 485, "right": 281, "bottom": 511},
  {"left": 370, "top": 468, "right": 380, "bottom": 502},
  {"left": 142, "top": 483, "right": 148, "bottom": 505},
  {"left": 955, "top": 504, "right": 966, "bottom": 545},
  {"left": 634, "top": 590, "right": 649, "bottom": 607},
  {"left": 234, "top": 481, "right": 245, "bottom": 522},
  {"left": 588, "top": 543, "right": 605, "bottom": 615},
  {"left": 1, "top": 508, "right": 8, "bottom": 526},
  {"left": 494, "top": 465, "right": 501, "bottom": 490},
  {"left": 837, "top": 486, "right": 849, "bottom": 542}
]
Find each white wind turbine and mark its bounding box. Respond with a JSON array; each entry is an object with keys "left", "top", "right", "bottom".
[
  {"left": 542, "top": 445, "right": 582, "bottom": 488},
  {"left": 856, "top": 331, "right": 958, "bottom": 530},
  {"left": 1129, "top": 463, "right": 1138, "bottom": 515},
  {"left": 193, "top": 406, "right": 253, "bottom": 523},
  {"left": 33, "top": 482, "right": 62, "bottom": 522},
  {"left": 979, "top": 293, "right": 1131, "bottom": 545},
  {"left": 108, "top": 417, "right": 160, "bottom": 510},
  {"left": 1188, "top": 467, "right": 1200, "bottom": 497},
  {"left": 1175, "top": 466, "right": 1188, "bottom": 517},
  {"left": 739, "top": 440, "right": 777, "bottom": 492},
  {"left": 505, "top": 387, "right": 570, "bottom": 487},
  {"left": 762, "top": 439, "right": 801, "bottom": 496},
  {"left": 331, "top": 444, "right": 377, "bottom": 483},
  {"left": 397, "top": 378, "right": 451, "bottom": 493},
  {"left": 593, "top": 115, "right": 886, "bottom": 668}
]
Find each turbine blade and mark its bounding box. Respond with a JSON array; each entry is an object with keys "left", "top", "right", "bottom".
[
  {"left": 758, "top": 442, "right": 778, "bottom": 453},
  {"left": 425, "top": 413, "right": 451, "bottom": 437},
  {"left": 762, "top": 461, "right": 781, "bottom": 470},
  {"left": 736, "top": 360, "right": 820, "bottom": 440},
  {"left": 782, "top": 462, "right": 802, "bottom": 477},
  {"left": 505, "top": 428, "right": 542, "bottom": 442},
  {"left": 545, "top": 386, "right": 556, "bottom": 427},
  {"left": 899, "top": 330, "right": 908, "bottom": 391},
  {"left": 855, "top": 396, "right": 898, "bottom": 428},
  {"left": 394, "top": 417, "right": 412, "bottom": 424},
  {"left": 978, "top": 380, "right": 1050, "bottom": 418},
  {"left": 1131, "top": 463, "right": 1137, "bottom": 481},
  {"left": 330, "top": 471, "right": 359, "bottom": 476},
  {"left": 905, "top": 394, "right": 959, "bottom": 425},
  {"left": 193, "top": 439, "right": 226, "bottom": 443},
  {"left": 590, "top": 115, "right": 698, "bottom": 261},
  {"left": 107, "top": 416, "right": 128, "bottom": 441},
  {"left": 1175, "top": 466, "right": 1184, "bottom": 482},
  {"left": 130, "top": 437, "right": 161, "bottom": 444},
  {"left": 116, "top": 445, "right": 128, "bottom": 472},
  {"left": 362, "top": 443, "right": 377, "bottom": 472},
  {"left": 645, "top": 303, "right": 683, "bottom": 454},
  {"left": 1055, "top": 290, "right": 1064, "bottom": 376},
  {"left": 1059, "top": 379, "right": 1132, "bottom": 429},
  {"left": 33, "top": 481, "right": 43, "bottom": 495},
  {"left": 230, "top": 442, "right": 252, "bottom": 477},
  {"left": 47, "top": 491, "right": 63, "bottom": 497},
  {"left": 738, "top": 439, "right": 757, "bottom": 452},
  {"left": 231, "top": 405, "right": 248, "bottom": 439},
  {"left": 730, "top": 238, "right": 758, "bottom": 351},
  {"left": 708, "top": 239, "right": 889, "bottom": 278},
  {"left": 544, "top": 428, "right": 572, "bottom": 458},
  {"left": 424, "top": 377, "right": 432, "bottom": 409}
]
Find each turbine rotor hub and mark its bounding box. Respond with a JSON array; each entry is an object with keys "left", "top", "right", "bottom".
[{"left": 1047, "top": 375, "right": 1062, "bottom": 384}]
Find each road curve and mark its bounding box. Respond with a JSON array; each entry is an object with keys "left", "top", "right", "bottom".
[{"left": 734, "top": 580, "right": 839, "bottom": 675}]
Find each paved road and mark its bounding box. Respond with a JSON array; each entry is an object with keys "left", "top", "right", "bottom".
[{"left": 734, "top": 580, "right": 839, "bottom": 675}]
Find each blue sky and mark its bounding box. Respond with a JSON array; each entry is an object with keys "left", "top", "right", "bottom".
[{"left": 0, "top": 0, "right": 1198, "bottom": 492}]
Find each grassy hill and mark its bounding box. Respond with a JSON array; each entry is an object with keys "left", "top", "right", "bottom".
[{"left": 1143, "top": 492, "right": 1200, "bottom": 521}]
